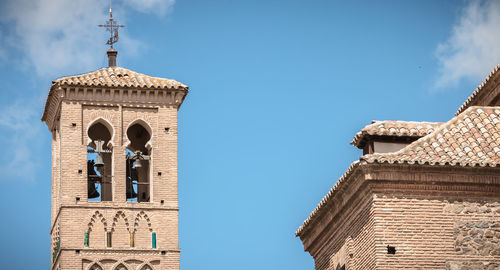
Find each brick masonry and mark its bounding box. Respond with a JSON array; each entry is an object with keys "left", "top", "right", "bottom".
[
  {"left": 298, "top": 164, "right": 500, "bottom": 270},
  {"left": 45, "top": 79, "right": 187, "bottom": 270}
]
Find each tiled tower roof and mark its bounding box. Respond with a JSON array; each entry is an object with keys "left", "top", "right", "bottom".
[{"left": 53, "top": 67, "right": 188, "bottom": 90}]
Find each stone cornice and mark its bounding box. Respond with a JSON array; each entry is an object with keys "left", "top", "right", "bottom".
[
  {"left": 42, "top": 85, "right": 188, "bottom": 131},
  {"left": 299, "top": 162, "right": 500, "bottom": 253}
]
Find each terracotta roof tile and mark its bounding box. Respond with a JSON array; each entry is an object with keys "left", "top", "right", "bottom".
[
  {"left": 351, "top": 120, "right": 443, "bottom": 148},
  {"left": 53, "top": 67, "right": 188, "bottom": 90},
  {"left": 297, "top": 106, "right": 500, "bottom": 237},
  {"left": 456, "top": 64, "right": 500, "bottom": 115},
  {"left": 362, "top": 106, "right": 500, "bottom": 167}
]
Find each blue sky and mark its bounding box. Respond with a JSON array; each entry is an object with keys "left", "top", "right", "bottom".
[{"left": 0, "top": 0, "right": 499, "bottom": 269}]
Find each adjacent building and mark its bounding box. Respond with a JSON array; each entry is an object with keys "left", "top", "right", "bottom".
[{"left": 296, "top": 66, "right": 500, "bottom": 269}]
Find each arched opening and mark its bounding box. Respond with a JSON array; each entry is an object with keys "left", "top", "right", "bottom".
[
  {"left": 87, "top": 121, "right": 113, "bottom": 201},
  {"left": 114, "top": 263, "right": 128, "bottom": 270},
  {"left": 89, "top": 263, "right": 103, "bottom": 270},
  {"left": 125, "top": 122, "right": 151, "bottom": 203},
  {"left": 140, "top": 264, "right": 153, "bottom": 270}
]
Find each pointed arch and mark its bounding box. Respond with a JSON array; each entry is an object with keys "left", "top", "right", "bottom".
[
  {"left": 86, "top": 117, "right": 115, "bottom": 149},
  {"left": 88, "top": 263, "right": 103, "bottom": 270},
  {"left": 111, "top": 211, "right": 130, "bottom": 231},
  {"left": 133, "top": 211, "right": 153, "bottom": 232},
  {"left": 88, "top": 211, "right": 108, "bottom": 248},
  {"left": 139, "top": 263, "right": 154, "bottom": 270},
  {"left": 111, "top": 211, "right": 130, "bottom": 248},
  {"left": 88, "top": 211, "right": 108, "bottom": 232},
  {"left": 124, "top": 119, "right": 153, "bottom": 152},
  {"left": 113, "top": 263, "right": 128, "bottom": 270},
  {"left": 134, "top": 211, "right": 153, "bottom": 248}
]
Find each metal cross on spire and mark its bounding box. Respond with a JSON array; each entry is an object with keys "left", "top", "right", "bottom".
[{"left": 98, "top": 8, "right": 125, "bottom": 48}]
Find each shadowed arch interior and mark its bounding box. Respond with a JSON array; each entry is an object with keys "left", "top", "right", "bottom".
[
  {"left": 87, "top": 121, "right": 113, "bottom": 201},
  {"left": 126, "top": 123, "right": 151, "bottom": 154},
  {"left": 125, "top": 122, "right": 152, "bottom": 203}
]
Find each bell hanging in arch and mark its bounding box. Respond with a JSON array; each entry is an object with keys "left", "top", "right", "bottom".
[
  {"left": 94, "top": 154, "right": 104, "bottom": 168},
  {"left": 134, "top": 159, "right": 142, "bottom": 168}
]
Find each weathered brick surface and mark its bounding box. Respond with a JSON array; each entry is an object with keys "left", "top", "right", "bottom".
[
  {"left": 299, "top": 164, "right": 500, "bottom": 270},
  {"left": 312, "top": 193, "right": 376, "bottom": 270},
  {"left": 48, "top": 90, "right": 185, "bottom": 269},
  {"left": 372, "top": 191, "right": 500, "bottom": 269}
]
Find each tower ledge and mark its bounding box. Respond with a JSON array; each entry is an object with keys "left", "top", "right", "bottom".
[{"left": 42, "top": 67, "right": 189, "bottom": 131}]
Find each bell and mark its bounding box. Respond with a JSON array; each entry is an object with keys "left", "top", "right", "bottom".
[
  {"left": 88, "top": 180, "right": 100, "bottom": 199},
  {"left": 126, "top": 178, "right": 137, "bottom": 199},
  {"left": 134, "top": 159, "right": 142, "bottom": 168},
  {"left": 94, "top": 154, "right": 104, "bottom": 168}
]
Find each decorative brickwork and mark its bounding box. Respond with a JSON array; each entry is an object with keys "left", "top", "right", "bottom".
[{"left": 43, "top": 65, "right": 188, "bottom": 269}]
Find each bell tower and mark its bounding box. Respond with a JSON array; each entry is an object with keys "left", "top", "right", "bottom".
[{"left": 42, "top": 9, "right": 188, "bottom": 270}]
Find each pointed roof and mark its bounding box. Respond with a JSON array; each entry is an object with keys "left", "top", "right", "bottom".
[
  {"left": 52, "top": 66, "right": 188, "bottom": 90},
  {"left": 351, "top": 120, "right": 443, "bottom": 148}
]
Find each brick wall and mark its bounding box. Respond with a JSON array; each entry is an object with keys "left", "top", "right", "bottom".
[
  {"left": 299, "top": 164, "right": 500, "bottom": 270},
  {"left": 51, "top": 99, "right": 182, "bottom": 270},
  {"left": 372, "top": 189, "right": 500, "bottom": 269},
  {"left": 308, "top": 188, "right": 377, "bottom": 270}
]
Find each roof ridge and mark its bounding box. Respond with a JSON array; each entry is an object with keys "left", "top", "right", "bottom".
[
  {"left": 456, "top": 64, "right": 500, "bottom": 115},
  {"left": 51, "top": 66, "right": 188, "bottom": 90},
  {"left": 350, "top": 120, "right": 443, "bottom": 147}
]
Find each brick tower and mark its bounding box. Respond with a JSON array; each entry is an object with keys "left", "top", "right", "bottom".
[{"left": 42, "top": 15, "right": 188, "bottom": 268}]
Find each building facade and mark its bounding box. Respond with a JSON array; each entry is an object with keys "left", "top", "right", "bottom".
[
  {"left": 296, "top": 66, "right": 500, "bottom": 269},
  {"left": 42, "top": 50, "right": 188, "bottom": 270}
]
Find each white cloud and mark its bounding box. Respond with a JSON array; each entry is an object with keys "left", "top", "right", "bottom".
[
  {"left": 434, "top": 0, "right": 500, "bottom": 89},
  {"left": 0, "top": 0, "right": 176, "bottom": 181},
  {"left": 0, "top": 0, "right": 175, "bottom": 77},
  {"left": 0, "top": 101, "right": 43, "bottom": 182},
  {"left": 125, "top": 0, "right": 176, "bottom": 15}
]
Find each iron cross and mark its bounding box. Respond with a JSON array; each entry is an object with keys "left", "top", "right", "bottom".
[{"left": 98, "top": 8, "right": 125, "bottom": 48}]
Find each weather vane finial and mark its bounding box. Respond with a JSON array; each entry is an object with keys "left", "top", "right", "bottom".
[{"left": 98, "top": 7, "right": 125, "bottom": 48}]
